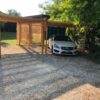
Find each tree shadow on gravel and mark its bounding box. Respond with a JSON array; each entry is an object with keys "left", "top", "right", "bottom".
[{"left": 0, "top": 52, "right": 100, "bottom": 100}]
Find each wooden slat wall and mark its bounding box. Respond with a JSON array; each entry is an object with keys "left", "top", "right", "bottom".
[
  {"left": 31, "top": 23, "right": 42, "bottom": 44},
  {"left": 20, "top": 23, "right": 30, "bottom": 45}
]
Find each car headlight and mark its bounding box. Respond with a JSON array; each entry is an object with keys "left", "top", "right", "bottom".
[{"left": 54, "top": 44, "right": 59, "bottom": 48}]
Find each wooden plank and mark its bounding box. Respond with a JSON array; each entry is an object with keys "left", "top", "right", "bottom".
[
  {"left": 47, "top": 21, "right": 75, "bottom": 28},
  {"left": 18, "top": 23, "right": 21, "bottom": 45},
  {"left": 0, "top": 15, "right": 44, "bottom": 23},
  {"left": 29, "top": 23, "right": 32, "bottom": 45},
  {"left": 0, "top": 26, "right": 1, "bottom": 58},
  {"left": 41, "top": 21, "right": 45, "bottom": 54},
  {"left": 16, "top": 23, "right": 19, "bottom": 44},
  {"left": 44, "top": 21, "right": 48, "bottom": 54}
]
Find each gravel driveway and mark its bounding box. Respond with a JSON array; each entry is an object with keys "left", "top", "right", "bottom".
[{"left": 0, "top": 53, "right": 100, "bottom": 100}]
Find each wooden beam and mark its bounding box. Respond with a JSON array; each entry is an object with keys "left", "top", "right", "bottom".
[
  {"left": 17, "top": 23, "right": 19, "bottom": 44},
  {"left": 18, "top": 23, "right": 21, "bottom": 45},
  {"left": 0, "top": 26, "right": 1, "bottom": 58},
  {"left": 44, "top": 21, "right": 48, "bottom": 54},
  {"left": 29, "top": 23, "right": 32, "bottom": 46},
  {"left": 0, "top": 15, "right": 44, "bottom": 23},
  {"left": 47, "top": 21, "right": 75, "bottom": 28},
  {"left": 41, "top": 21, "right": 45, "bottom": 54}
]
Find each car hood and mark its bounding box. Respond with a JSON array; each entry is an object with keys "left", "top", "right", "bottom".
[{"left": 54, "top": 41, "right": 75, "bottom": 47}]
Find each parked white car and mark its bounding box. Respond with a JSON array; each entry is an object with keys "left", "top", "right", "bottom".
[{"left": 49, "top": 36, "right": 77, "bottom": 55}]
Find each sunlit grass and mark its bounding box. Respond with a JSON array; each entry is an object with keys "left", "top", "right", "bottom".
[
  {"left": 1, "top": 32, "right": 47, "bottom": 45},
  {"left": 1, "top": 39, "right": 17, "bottom": 44},
  {"left": 1, "top": 32, "right": 17, "bottom": 44}
]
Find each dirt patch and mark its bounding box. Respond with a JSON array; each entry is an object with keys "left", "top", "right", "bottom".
[
  {"left": 1, "top": 45, "right": 27, "bottom": 55},
  {"left": 54, "top": 84, "right": 100, "bottom": 100},
  {"left": 1, "top": 44, "right": 51, "bottom": 55}
]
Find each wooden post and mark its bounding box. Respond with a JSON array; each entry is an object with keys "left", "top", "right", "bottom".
[
  {"left": 18, "top": 23, "right": 21, "bottom": 45},
  {"left": 45, "top": 21, "right": 48, "bottom": 54},
  {"left": 29, "top": 23, "right": 32, "bottom": 46},
  {"left": 0, "top": 26, "right": 1, "bottom": 58},
  {"left": 17, "top": 23, "right": 19, "bottom": 44},
  {"left": 41, "top": 21, "right": 45, "bottom": 54}
]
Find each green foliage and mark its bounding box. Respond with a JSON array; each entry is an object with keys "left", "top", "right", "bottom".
[
  {"left": 40, "top": 0, "right": 100, "bottom": 52},
  {"left": 66, "top": 27, "right": 84, "bottom": 44},
  {"left": 40, "top": 0, "right": 79, "bottom": 23},
  {"left": 40, "top": 0, "right": 100, "bottom": 26}
]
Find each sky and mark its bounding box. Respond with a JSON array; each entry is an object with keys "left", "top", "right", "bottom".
[{"left": 0, "top": 0, "right": 48, "bottom": 16}]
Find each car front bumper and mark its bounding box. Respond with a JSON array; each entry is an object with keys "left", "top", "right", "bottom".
[{"left": 53, "top": 48, "right": 77, "bottom": 55}]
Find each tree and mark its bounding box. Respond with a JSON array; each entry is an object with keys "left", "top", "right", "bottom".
[
  {"left": 7, "top": 9, "right": 21, "bottom": 16},
  {"left": 40, "top": 0, "right": 100, "bottom": 25},
  {"left": 40, "top": 0, "right": 100, "bottom": 52},
  {"left": 39, "top": 0, "right": 78, "bottom": 23}
]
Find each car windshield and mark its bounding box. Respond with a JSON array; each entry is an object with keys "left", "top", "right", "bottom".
[{"left": 54, "top": 36, "right": 71, "bottom": 41}]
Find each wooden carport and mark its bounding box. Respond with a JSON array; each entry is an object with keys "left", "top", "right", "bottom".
[
  {"left": 0, "top": 13, "right": 76, "bottom": 58},
  {"left": 0, "top": 13, "right": 45, "bottom": 58},
  {"left": 44, "top": 21, "right": 76, "bottom": 53}
]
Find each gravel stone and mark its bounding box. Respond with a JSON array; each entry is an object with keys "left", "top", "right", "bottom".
[{"left": 0, "top": 53, "right": 100, "bottom": 100}]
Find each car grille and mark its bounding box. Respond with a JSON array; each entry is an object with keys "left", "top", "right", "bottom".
[
  {"left": 61, "top": 51, "right": 73, "bottom": 55},
  {"left": 61, "top": 47, "right": 74, "bottom": 50}
]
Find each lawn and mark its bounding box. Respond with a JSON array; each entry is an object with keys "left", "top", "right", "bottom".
[
  {"left": 1, "top": 32, "right": 44, "bottom": 44},
  {"left": 1, "top": 32, "right": 17, "bottom": 44}
]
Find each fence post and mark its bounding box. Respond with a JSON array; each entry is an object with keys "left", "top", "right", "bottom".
[{"left": 0, "top": 26, "right": 1, "bottom": 58}]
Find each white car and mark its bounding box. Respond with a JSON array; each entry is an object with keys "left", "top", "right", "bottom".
[{"left": 49, "top": 36, "right": 77, "bottom": 55}]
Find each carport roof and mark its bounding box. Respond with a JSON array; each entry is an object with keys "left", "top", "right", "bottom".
[
  {"left": 0, "top": 11, "right": 76, "bottom": 28},
  {"left": 0, "top": 11, "right": 43, "bottom": 23},
  {"left": 25, "top": 14, "right": 50, "bottom": 20},
  {"left": 47, "top": 21, "right": 76, "bottom": 28},
  {"left": 25, "top": 14, "right": 75, "bottom": 28}
]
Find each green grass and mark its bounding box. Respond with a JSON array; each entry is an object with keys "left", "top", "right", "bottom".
[
  {"left": 1, "top": 40, "right": 17, "bottom": 44},
  {"left": 1, "top": 32, "right": 17, "bottom": 44}
]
